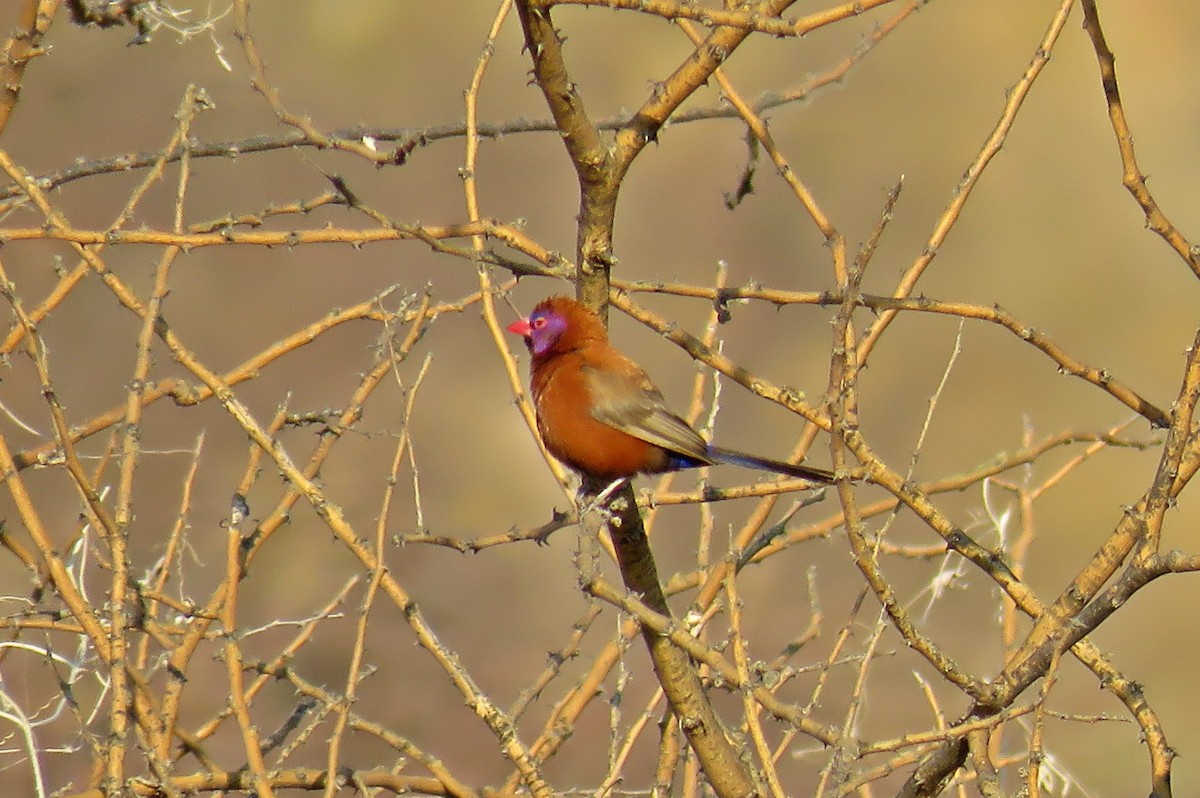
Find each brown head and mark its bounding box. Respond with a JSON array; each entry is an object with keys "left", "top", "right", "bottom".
[{"left": 506, "top": 296, "right": 609, "bottom": 359}]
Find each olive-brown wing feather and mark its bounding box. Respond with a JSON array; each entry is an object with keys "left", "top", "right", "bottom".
[{"left": 582, "top": 363, "right": 713, "bottom": 465}]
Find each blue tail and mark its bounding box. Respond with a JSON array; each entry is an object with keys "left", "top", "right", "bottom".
[{"left": 707, "top": 446, "right": 835, "bottom": 482}]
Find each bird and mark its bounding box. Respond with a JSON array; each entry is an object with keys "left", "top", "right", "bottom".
[{"left": 506, "top": 295, "right": 836, "bottom": 491}]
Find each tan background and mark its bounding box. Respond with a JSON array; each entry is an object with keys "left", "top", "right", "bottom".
[{"left": 2, "top": 2, "right": 1198, "bottom": 795}]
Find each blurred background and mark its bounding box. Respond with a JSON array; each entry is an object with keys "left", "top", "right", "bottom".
[{"left": 1, "top": 1, "right": 1198, "bottom": 795}]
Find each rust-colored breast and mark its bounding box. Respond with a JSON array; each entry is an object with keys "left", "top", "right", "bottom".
[{"left": 531, "top": 349, "right": 668, "bottom": 480}]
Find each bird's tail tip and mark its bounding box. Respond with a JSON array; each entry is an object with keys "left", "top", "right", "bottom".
[{"left": 707, "top": 446, "right": 836, "bottom": 483}]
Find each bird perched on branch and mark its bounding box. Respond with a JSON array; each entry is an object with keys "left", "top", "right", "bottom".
[{"left": 506, "top": 296, "right": 835, "bottom": 491}]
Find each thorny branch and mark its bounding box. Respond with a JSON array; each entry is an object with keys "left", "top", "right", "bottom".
[{"left": 0, "top": 2, "right": 1195, "bottom": 798}]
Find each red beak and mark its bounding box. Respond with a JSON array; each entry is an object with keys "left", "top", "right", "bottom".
[{"left": 506, "top": 317, "right": 532, "bottom": 338}]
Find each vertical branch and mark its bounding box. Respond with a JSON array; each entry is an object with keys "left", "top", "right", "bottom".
[
  {"left": 471, "top": 1, "right": 573, "bottom": 493},
  {"left": 595, "top": 685, "right": 665, "bottom": 796},
  {"left": 323, "top": 355, "right": 433, "bottom": 796},
  {"left": 160, "top": 324, "right": 554, "bottom": 798},
  {"left": 1006, "top": 327, "right": 1200, "bottom": 693},
  {"left": 513, "top": 5, "right": 831, "bottom": 793},
  {"left": 1079, "top": 0, "right": 1200, "bottom": 278},
  {"left": 602, "top": 486, "right": 762, "bottom": 798},
  {"left": 514, "top": 0, "right": 612, "bottom": 309},
  {"left": 220, "top": 494, "right": 277, "bottom": 798},
  {"left": 857, "top": 0, "right": 1075, "bottom": 364},
  {"left": 606, "top": 0, "right": 804, "bottom": 179},
  {"left": 230, "top": 0, "right": 395, "bottom": 163},
  {"left": 106, "top": 247, "right": 177, "bottom": 793},
  {"left": 517, "top": 0, "right": 804, "bottom": 310},
  {"left": 1137, "top": 327, "right": 1200, "bottom": 553},
  {"left": 110, "top": 84, "right": 204, "bottom": 787},
  {"left": 725, "top": 567, "right": 785, "bottom": 798},
  {"left": 0, "top": 0, "right": 59, "bottom": 137},
  {"left": 0, "top": 405, "right": 109, "bottom": 654},
  {"left": 0, "top": 83, "right": 199, "bottom": 356},
  {"left": 675, "top": 15, "right": 840, "bottom": 250},
  {"left": 138, "top": 431, "right": 203, "bottom": 765}
]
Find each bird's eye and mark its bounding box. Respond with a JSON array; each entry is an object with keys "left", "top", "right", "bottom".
[{"left": 532, "top": 317, "right": 548, "bottom": 329}]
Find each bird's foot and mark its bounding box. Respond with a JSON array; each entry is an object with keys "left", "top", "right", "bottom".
[{"left": 575, "top": 477, "right": 629, "bottom": 523}]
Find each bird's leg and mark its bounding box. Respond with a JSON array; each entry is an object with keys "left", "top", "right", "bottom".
[
  {"left": 575, "top": 476, "right": 629, "bottom": 521},
  {"left": 535, "top": 478, "right": 630, "bottom": 546},
  {"left": 591, "top": 477, "right": 629, "bottom": 509}
]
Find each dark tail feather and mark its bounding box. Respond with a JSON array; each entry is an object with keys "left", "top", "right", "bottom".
[{"left": 708, "top": 446, "right": 836, "bottom": 483}]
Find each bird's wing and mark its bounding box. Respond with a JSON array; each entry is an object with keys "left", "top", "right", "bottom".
[{"left": 583, "top": 363, "right": 713, "bottom": 464}]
